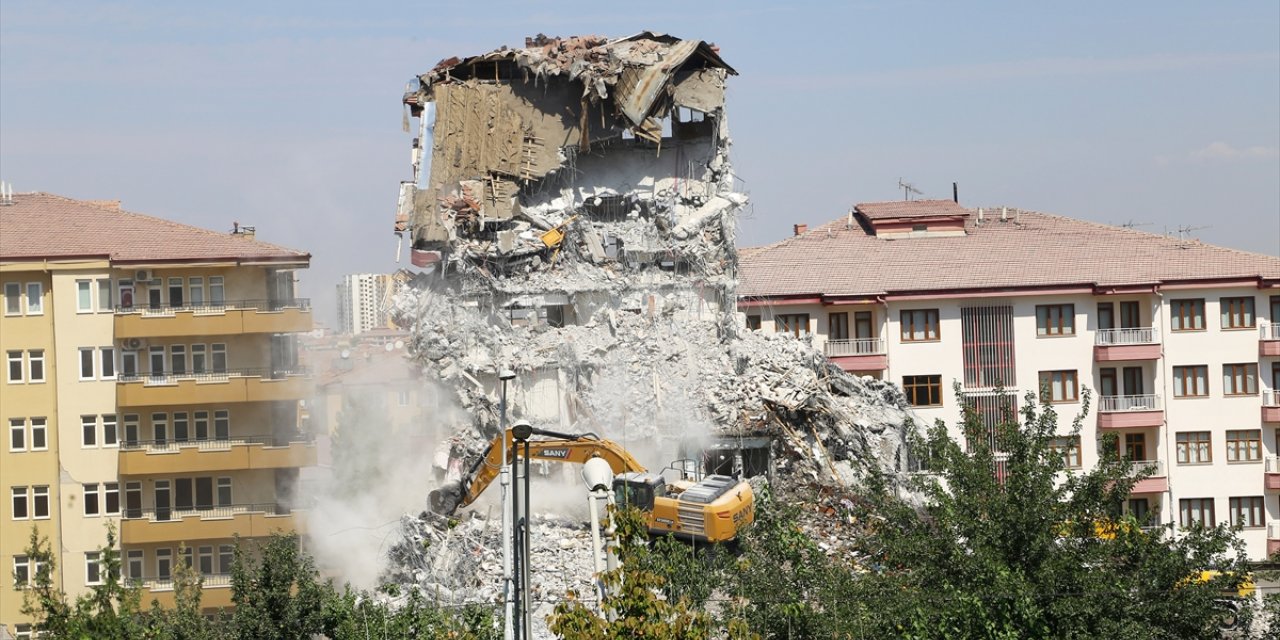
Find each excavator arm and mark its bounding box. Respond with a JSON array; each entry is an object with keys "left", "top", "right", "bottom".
[{"left": 428, "top": 427, "right": 646, "bottom": 515}]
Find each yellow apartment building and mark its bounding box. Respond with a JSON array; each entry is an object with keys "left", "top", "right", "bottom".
[{"left": 1, "top": 193, "right": 315, "bottom": 633}]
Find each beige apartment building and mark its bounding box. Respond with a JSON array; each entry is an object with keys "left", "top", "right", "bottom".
[
  {"left": 740, "top": 199, "right": 1280, "bottom": 559},
  {"left": 1, "top": 193, "right": 316, "bottom": 634}
]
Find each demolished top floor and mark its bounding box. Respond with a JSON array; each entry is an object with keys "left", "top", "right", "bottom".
[{"left": 395, "top": 32, "right": 740, "bottom": 272}]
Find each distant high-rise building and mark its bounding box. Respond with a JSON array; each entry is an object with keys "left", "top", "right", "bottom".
[{"left": 336, "top": 272, "right": 409, "bottom": 335}]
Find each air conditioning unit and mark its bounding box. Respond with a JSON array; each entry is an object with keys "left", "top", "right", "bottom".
[
  {"left": 122, "top": 337, "right": 145, "bottom": 350},
  {"left": 134, "top": 270, "right": 153, "bottom": 283}
]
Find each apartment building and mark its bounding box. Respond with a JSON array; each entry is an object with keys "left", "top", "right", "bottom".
[
  {"left": 1, "top": 193, "right": 316, "bottom": 632},
  {"left": 336, "top": 272, "right": 410, "bottom": 336},
  {"left": 739, "top": 199, "right": 1280, "bottom": 559}
]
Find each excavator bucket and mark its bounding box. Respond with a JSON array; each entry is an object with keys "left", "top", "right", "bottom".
[{"left": 428, "top": 483, "right": 462, "bottom": 516}]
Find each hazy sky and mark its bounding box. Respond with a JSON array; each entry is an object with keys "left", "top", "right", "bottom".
[{"left": 2, "top": 1, "right": 1278, "bottom": 326}]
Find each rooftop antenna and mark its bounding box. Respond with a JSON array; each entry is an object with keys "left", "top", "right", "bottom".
[
  {"left": 898, "top": 178, "right": 923, "bottom": 201},
  {"left": 1118, "top": 219, "right": 1152, "bottom": 230},
  {"left": 1176, "top": 224, "right": 1210, "bottom": 248}
]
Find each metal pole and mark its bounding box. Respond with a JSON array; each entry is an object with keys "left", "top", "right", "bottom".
[
  {"left": 522, "top": 438, "right": 533, "bottom": 635},
  {"left": 498, "top": 370, "right": 515, "bottom": 640},
  {"left": 512, "top": 449, "right": 523, "bottom": 640}
]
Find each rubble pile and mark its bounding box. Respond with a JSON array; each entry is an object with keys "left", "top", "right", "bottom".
[{"left": 380, "top": 31, "right": 921, "bottom": 621}]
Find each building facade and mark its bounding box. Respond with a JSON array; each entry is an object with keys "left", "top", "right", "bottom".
[
  {"left": 1, "top": 193, "right": 316, "bottom": 633},
  {"left": 739, "top": 200, "right": 1280, "bottom": 559},
  {"left": 335, "top": 272, "right": 409, "bottom": 336}
]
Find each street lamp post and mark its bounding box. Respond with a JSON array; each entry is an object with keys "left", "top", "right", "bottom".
[{"left": 497, "top": 368, "right": 516, "bottom": 640}]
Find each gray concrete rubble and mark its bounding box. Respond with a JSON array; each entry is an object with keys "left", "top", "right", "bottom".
[{"left": 380, "top": 32, "right": 920, "bottom": 629}]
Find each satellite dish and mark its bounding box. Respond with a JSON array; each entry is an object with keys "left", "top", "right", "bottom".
[
  {"left": 340, "top": 349, "right": 351, "bottom": 359},
  {"left": 394, "top": 340, "right": 404, "bottom": 349},
  {"left": 385, "top": 343, "right": 395, "bottom": 352}
]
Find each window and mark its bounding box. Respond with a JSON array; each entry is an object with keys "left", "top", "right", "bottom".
[
  {"left": 30, "top": 418, "right": 46, "bottom": 450},
  {"left": 745, "top": 315, "right": 761, "bottom": 331},
  {"left": 1123, "top": 433, "right": 1146, "bottom": 461},
  {"left": 1179, "top": 498, "right": 1215, "bottom": 528},
  {"left": 1223, "top": 363, "right": 1258, "bottom": 396},
  {"left": 126, "top": 550, "right": 143, "bottom": 583},
  {"left": 84, "top": 483, "right": 100, "bottom": 516},
  {"left": 194, "top": 411, "right": 210, "bottom": 441},
  {"left": 1220, "top": 297, "right": 1255, "bottom": 329},
  {"left": 902, "top": 375, "right": 942, "bottom": 406},
  {"left": 1227, "top": 430, "right": 1262, "bottom": 462},
  {"left": 1035, "top": 304, "right": 1075, "bottom": 336},
  {"left": 97, "top": 279, "right": 113, "bottom": 311},
  {"left": 211, "top": 343, "right": 227, "bottom": 373},
  {"left": 216, "top": 477, "right": 232, "bottom": 506},
  {"left": 121, "top": 350, "right": 138, "bottom": 377},
  {"left": 4, "top": 282, "right": 20, "bottom": 315},
  {"left": 156, "top": 549, "right": 172, "bottom": 581},
  {"left": 198, "top": 546, "right": 214, "bottom": 575},
  {"left": 961, "top": 305, "right": 1017, "bottom": 387},
  {"left": 104, "top": 483, "right": 119, "bottom": 515},
  {"left": 118, "top": 279, "right": 135, "bottom": 310},
  {"left": 102, "top": 414, "right": 117, "bottom": 447},
  {"left": 1176, "top": 431, "right": 1212, "bottom": 464},
  {"left": 1127, "top": 498, "right": 1152, "bottom": 526},
  {"left": 80, "top": 348, "right": 96, "bottom": 380},
  {"left": 1171, "top": 298, "right": 1205, "bottom": 331},
  {"left": 168, "top": 277, "right": 184, "bottom": 308},
  {"left": 209, "top": 276, "right": 225, "bottom": 305},
  {"left": 82, "top": 415, "right": 97, "bottom": 447},
  {"left": 32, "top": 486, "right": 49, "bottom": 518},
  {"left": 170, "top": 345, "right": 187, "bottom": 376},
  {"left": 218, "top": 545, "right": 234, "bottom": 575},
  {"left": 173, "top": 412, "right": 190, "bottom": 443},
  {"left": 14, "top": 555, "right": 30, "bottom": 587},
  {"left": 901, "top": 309, "right": 940, "bottom": 341},
  {"left": 1050, "top": 436, "right": 1082, "bottom": 468},
  {"left": 214, "top": 410, "right": 230, "bottom": 440},
  {"left": 28, "top": 350, "right": 44, "bottom": 382},
  {"left": 191, "top": 344, "right": 207, "bottom": 374},
  {"left": 775, "top": 314, "right": 810, "bottom": 337},
  {"left": 149, "top": 346, "right": 165, "bottom": 377},
  {"left": 397, "top": 389, "right": 411, "bottom": 406},
  {"left": 828, "top": 312, "right": 849, "bottom": 340},
  {"left": 1038, "top": 370, "right": 1079, "bottom": 403},
  {"left": 1229, "top": 496, "right": 1264, "bottom": 527},
  {"left": 100, "top": 347, "right": 116, "bottom": 379},
  {"left": 189, "top": 277, "right": 204, "bottom": 307},
  {"left": 152, "top": 413, "right": 168, "bottom": 445},
  {"left": 1172, "top": 365, "right": 1208, "bottom": 397},
  {"left": 11, "top": 487, "right": 28, "bottom": 519},
  {"left": 10, "top": 418, "right": 25, "bottom": 452},
  {"left": 77, "top": 280, "right": 93, "bottom": 312},
  {"left": 123, "top": 415, "right": 140, "bottom": 447},
  {"left": 26, "top": 283, "right": 43, "bottom": 315},
  {"left": 6, "top": 350, "right": 21, "bottom": 383}
]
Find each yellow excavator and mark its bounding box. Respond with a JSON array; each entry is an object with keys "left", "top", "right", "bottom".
[{"left": 428, "top": 426, "right": 754, "bottom": 543}]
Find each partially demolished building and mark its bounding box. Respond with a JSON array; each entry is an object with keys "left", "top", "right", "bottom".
[{"left": 387, "top": 35, "right": 917, "bottom": 610}]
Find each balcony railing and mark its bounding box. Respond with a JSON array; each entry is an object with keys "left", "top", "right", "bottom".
[
  {"left": 1098, "top": 394, "right": 1162, "bottom": 413},
  {"left": 1095, "top": 327, "right": 1159, "bottom": 346},
  {"left": 824, "top": 337, "right": 886, "bottom": 357},
  {"left": 120, "top": 433, "right": 313, "bottom": 453},
  {"left": 1128, "top": 459, "right": 1164, "bottom": 477},
  {"left": 118, "top": 366, "right": 309, "bottom": 385},
  {"left": 1270, "top": 521, "right": 1280, "bottom": 540},
  {"left": 116, "top": 298, "right": 311, "bottom": 315},
  {"left": 1265, "top": 390, "right": 1280, "bottom": 408},
  {"left": 131, "top": 573, "right": 233, "bottom": 591},
  {"left": 1262, "top": 323, "right": 1280, "bottom": 341},
  {"left": 1266, "top": 456, "right": 1280, "bottom": 474},
  {"left": 122, "top": 501, "right": 296, "bottom": 522}
]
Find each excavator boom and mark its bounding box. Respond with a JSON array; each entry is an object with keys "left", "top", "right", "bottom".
[{"left": 429, "top": 427, "right": 646, "bottom": 515}]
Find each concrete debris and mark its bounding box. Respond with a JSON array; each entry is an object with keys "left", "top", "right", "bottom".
[{"left": 381, "top": 32, "right": 920, "bottom": 631}]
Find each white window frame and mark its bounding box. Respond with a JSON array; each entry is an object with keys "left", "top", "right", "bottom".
[
  {"left": 84, "top": 483, "right": 101, "bottom": 516},
  {"left": 12, "top": 486, "right": 29, "bottom": 520},
  {"left": 29, "top": 418, "right": 47, "bottom": 451},
  {"left": 102, "top": 414, "right": 118, "bottom": 448},
  {"left": 188, "top": 276, "right": 205, "bottom": 307},
  {"left": 82, "top": 415, "right": 97, "bottom": 448},
  {"left": 209, "top": 276, "right": 225, "bottom": 305},
  {"left": 14, "top": 555, "right": 31, "bottom": 588},
  {"left": 7, "top": 350, "right": 24, "bottom": 384},
  {"left": 85, "top": 551, "right": 103, "bottom": 585},
  {"left": 9, "top": 418, "right": 25, "bottom": 452},
  {"left": 126, "top": 549, "right": 144, "bottom": 582},
  {"left": 104, "top": 482, "right": 120, "bottom": 515},
  {"left": 100, "top": 347, "right": 116, "bottom": 380},
  {"left": 76, "top": 279, "right": 93, "bottom": 313},
  {"left": 32, "top": 485, "right": 49, "bottom": 519},
  {"left": 216, "top": 477, "right": 232, "bottom": 506},
  {"left": 28, "top": 349, "right": 45, "bottom": 383},
  {"left": 97, "top": 278, "right": 113, "bottom": 312},
  {"left": 79, "top": 347, "right": 97, "bottom": 380},
  {"left": 211, "top": 343, "right": 228, "bottom": 373},
  {"left": 4, "top": 282, "right": 21, "bottom": 315},
  {"left": 156, "top": 548, "right": 173, "bottom": 581},
  {"left": 25, "top": 282, "right": 43, "bottom": 315}
]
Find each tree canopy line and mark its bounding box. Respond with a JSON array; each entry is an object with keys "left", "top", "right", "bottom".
[{"left": 16, "top": 390, "right": 1280, "bottom": 639}]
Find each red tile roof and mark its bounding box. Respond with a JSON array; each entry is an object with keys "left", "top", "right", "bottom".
[
  {"left": 739, "top": 205, "right": 1280, "bottom": 298},
  {"left": 0, "top": 192, "right": 309, "bottom": 265},
  {"left": 854, "top": 199, "right": 970, "bottom": 221}
]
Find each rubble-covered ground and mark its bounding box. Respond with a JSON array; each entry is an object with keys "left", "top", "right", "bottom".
[{"left": 366, "top": 32, "right": 922, "bottom": 637}]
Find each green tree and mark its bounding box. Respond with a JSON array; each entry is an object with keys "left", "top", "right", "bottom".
[
  {"left": 229, "top": 533, "right": 330, "bottom": 639},
  {"left": 833, "top": 387, "right": 1254, "bottom": 639}
]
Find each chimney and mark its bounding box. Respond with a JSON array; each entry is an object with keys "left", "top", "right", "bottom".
[
  {"left": 793, "top": 223, "right": 808, "bottom": 236},
  {"left": 87, "top": 200, "right": 122, "bottom": 211}
]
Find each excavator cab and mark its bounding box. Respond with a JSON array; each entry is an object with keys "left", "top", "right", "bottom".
[{"left": 612, "top": 472, "right": 666, "bottom": 511}]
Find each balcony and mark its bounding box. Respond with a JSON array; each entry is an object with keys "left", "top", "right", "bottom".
[
  {"left": 120, "top": 503, "right": 304, "bottom": 545},
  {"left": 1265, "top": 457, "right": 1280, "bottom": 491},
  {"left": 1264, "top": 390, "right": 1280, "bottom": 424},
  {"left": 119, "top": 435, "right": 317, "bottom": 475},
  {"left": 1261, "top": 323, "right": 1280, "bottom": 356},
  {"left": 1093, "top": 328, "right": 1161, "bottom": 362},
  {"left": 135, "top": 573, "right": 233, "bottom": 609},
  {"left": 1097, "top": 394, "right": 1164, "bottom": 429},
  {"left": 1128, "top": 459, "right": 1167, "bottom": 494},
  {"left": 115, "top": 299, "right": 312, "bottom": 339},
  {"left": 117, "top": 368, "right": 310, "bottom": 407},
  {"left": 1270, "top": 521, "right": 1280, "bottom": 557},
  {"left": 824, "top": 338, "right": 888, "bottom": 372}
]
